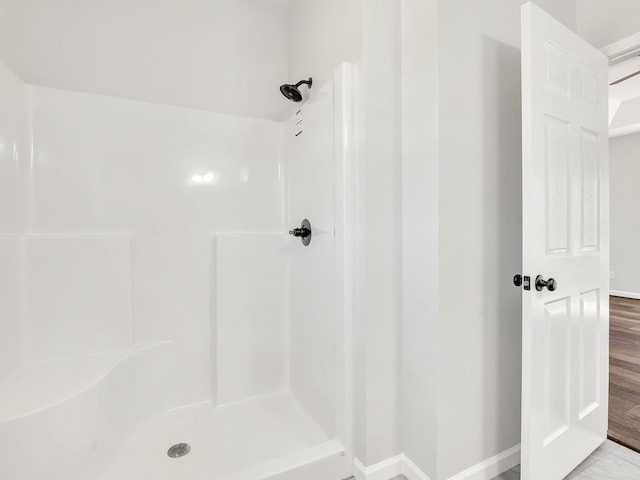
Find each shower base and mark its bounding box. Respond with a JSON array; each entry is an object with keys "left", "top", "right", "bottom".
[
  {"left": 98, "top": 391, "right": 347, "bottom": 480},
  {"left": 0, "top": 344, "right": 348, "bottom": 480}
]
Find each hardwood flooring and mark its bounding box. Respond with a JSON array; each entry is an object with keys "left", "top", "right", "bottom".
[{"left": 609, "top": 295, "right": 640, "bottom": 452}]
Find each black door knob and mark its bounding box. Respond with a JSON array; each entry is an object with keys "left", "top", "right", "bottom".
[
  {"left": 513, "top": 274, "right": 523, "bottom": 287},
  {"left": 535, "top": 275, "right": 557, "bottom": 292}
]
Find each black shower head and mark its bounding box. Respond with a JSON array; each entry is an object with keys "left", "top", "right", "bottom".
[{"left": 280, "top": 77, "right": 313, "bottom": 102}]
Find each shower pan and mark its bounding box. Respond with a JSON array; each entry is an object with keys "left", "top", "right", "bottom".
[{"left": 0, "top": 36, "right": 355, "bottom": 480}]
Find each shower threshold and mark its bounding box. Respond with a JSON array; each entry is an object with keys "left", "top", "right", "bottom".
[{"left": 98, "top": 391, "right": 344, "bottom": 480}]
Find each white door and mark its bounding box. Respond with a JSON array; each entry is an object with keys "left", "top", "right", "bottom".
[{"left": 521, "top": 3, "right": 609, "bottom": 479}]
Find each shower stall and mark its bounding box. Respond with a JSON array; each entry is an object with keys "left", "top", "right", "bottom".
[{"left": 0, "top": 10, "right": 356, "bottom": 476}]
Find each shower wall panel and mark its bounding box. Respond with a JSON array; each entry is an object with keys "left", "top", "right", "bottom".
[
  {"left": 286, "top": 82, "right": 338, "bottom": 437},
  {"left": 27, "top": 86, "right": 285, "bottom": 405},
  {"left": 0, "top": 236, "right": 21, "bottom": 382},
  {"left": 214, "top": 234, "right": 288, "bottom": 404},
  {"left": 23, "top": 235, "right": 133, "bottom": 362},
  {"left": 0, "top": 62, "right": 25, "bottom": 233},
  {"left": 0, "top": 60, "right": 26, "bottom": 382}
]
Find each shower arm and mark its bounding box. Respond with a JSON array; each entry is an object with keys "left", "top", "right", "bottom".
[{"left": 294, "top": 78, "right": 312, "bottom": 88}]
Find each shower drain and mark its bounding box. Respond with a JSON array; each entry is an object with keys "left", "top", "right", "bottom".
[{"left": 167, "top": 443, "right": 191, "bottom": 458}]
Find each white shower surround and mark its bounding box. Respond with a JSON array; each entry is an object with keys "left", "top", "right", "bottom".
[{"left": 0, "top": 59, "right": 355, "bottom": 480}]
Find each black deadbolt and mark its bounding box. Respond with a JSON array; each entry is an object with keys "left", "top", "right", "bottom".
[{"left": 514, "top": 274, "right": 531, "bottom": 290}]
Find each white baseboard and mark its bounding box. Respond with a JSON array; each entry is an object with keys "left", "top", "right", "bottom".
[
  {"left": 353, "top": 454, "right": 432, "bottom": 480},
  {"left": 354, "top": 445, "right": 519, "bottom": 480},
  {"left": 610, "top": 290, "right": 640, "bottom": 300},
  {"left": 446, "top": 445, "right": 520, "bottom": 480},
  {"left": 353, "top": 455, "right": 402, "bottom": 480},
  {"left": 401, "top": 454, "right": 432, "bottom": 480}
]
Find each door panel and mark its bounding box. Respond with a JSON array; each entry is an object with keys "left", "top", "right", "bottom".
[{"left": 521, "top": 3, "right": 609, "bottom": 479}]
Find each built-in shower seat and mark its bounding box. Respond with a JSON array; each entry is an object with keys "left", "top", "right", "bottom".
[
  {"left": 0, "top": 349, "right": 130, "bottom": 423},
  {"left": 0, "top": 341, "right": 174, "bottom": 480}
]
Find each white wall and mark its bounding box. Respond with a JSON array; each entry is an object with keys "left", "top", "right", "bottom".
[
  {"left": 436, "top": 2, "right": 525, "bottom": 476},
  {"left": 354, "top": 0, "right": 403, "bottom": 467},
  {"left": 27, "top": 85, "right": 284, "bottom": 404},
  {"left": 9, "top": 0, "right": 290, "bottom": 120},
  {"left": 400, "top": 0, "right": 439, "bottom": 478},
  {"left": 400, "top": 1, "right": 577, "bottom": 478},
  {"left": 610, "top": 133, "right": 640, "bottom": 296},
  {"left": 287, "top": 0, "right": 362, "bottom": 98},
  {"left": 577, "top": 0, "right": 640, "bottom": 47},
  {"left": 0, "top": 60, "right": 26, "bottom": 382},
  {"left": 437, "top": 1, "right": 576, "bottom": 477}
]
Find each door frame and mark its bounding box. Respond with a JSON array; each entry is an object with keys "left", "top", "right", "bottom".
[
  {"left": 602, "top": 32, "right": 640, "bottom": 452},
  {"left": 602, "top": 32, "right": 640, "bottom": 138}
]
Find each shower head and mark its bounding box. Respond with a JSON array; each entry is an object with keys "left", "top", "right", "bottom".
[{"left": 279, "top": 78, "right": 313, "bottom": 102}]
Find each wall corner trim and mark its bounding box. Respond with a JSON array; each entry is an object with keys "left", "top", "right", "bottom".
[
  {"left": 353, "top": 454, "right": 432, "bottom": 480},
  {"left": 353, "top": 445, "right": 519, "bottom": 480},
  {"left": 353, "top": 455, "right": 401, "bottom": 480},
  {"left": 401, "top": 454, "right": 432, "bottom": 480},
  {"left": 445, "top": 444, "right": 521, "bottom": 480}
]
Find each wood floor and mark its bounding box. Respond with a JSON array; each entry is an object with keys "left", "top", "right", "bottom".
[{"left": 609, "top": 295, "right": 640, "bottom": 452}]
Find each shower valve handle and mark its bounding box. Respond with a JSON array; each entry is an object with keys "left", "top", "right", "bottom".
[
  {"left": 289, "top": 219, "right": 312, "bottom": 247},
  {"left": 289, "top": 227, "right": 311, "bottom": 238}
]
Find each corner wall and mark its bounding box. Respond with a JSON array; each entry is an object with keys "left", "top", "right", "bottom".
[
  {"left": 400, "top": 0, "right": 439, "bottom": 477},
  {"left": 356, "top": 0, "right": 403, "bottom": 466},
  {"left": 436, "top": 1, "right": 525, "bottom": 476}
]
